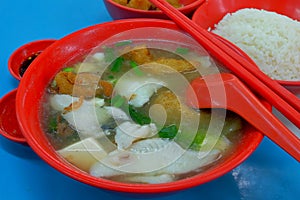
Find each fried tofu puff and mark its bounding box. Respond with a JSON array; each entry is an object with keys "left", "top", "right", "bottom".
[
  {"left": 122, "top": 47, "right": 153, "bottom": 65},
  {"left": 154, "top": 58, "right": 196, "bottom": 73},
  {"left": 122, "top": 46, "right": 196, "bottom": 74},
  {"left": 139, "top": 57, "right": 197, "bottom": 76},
  {"left": 150, "top": 89, "right": 199, "bottom": 126},
  {"left": 54, "top": 71, "right": 113, "bottom": 98},
  {"left": 54, "top": 71, "right": 76, "bottom": 95}
]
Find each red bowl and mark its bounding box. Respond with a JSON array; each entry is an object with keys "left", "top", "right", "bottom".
[
  {"left": 0, "top": 89, "right": 26, "bottom": 143},
  {"left": 8, "top": 39, "right": 56, "bottom": 80},
  {"left": 104, "top": 0, "right": 205, "bottom": 19},
  {"left": 14, "top": 19, "right": 265, "bottom": 193},
  {"left": 192, "top": 0, "right": 300, "bottom": 94}
]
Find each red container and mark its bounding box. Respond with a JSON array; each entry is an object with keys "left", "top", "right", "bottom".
[
  {"left": 104, "top": 0, "right": 205, "bottom": 19},
  {"left": 192, "top": 0, "right": 300, "bottom": 94},
  {"left": 0, "top": 89, "right": 26, "bottom": 143},
  {"left": 8, "top": 39, "right": 56, "bottom": 80}
]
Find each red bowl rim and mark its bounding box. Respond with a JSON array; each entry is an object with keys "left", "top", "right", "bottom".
[{"left": 15, "top": 18, "right": 265, "bottom": 193}]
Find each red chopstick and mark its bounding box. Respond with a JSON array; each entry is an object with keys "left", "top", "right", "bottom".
[{"left": 150, "top": 0, "right": 300, "bottom": 129}]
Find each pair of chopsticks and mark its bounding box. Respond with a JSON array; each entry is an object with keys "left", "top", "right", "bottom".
[{"left": 150, "top": 0, "right": 300, "bottom": 129}]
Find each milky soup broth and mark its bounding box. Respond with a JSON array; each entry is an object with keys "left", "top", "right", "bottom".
[{"left": 41, "top": 43, "right": 244, "bottom": 184}]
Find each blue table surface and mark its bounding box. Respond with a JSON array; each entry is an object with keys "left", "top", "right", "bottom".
[{"left": 0, "top": 1, "right": 299, "bottom": 199}]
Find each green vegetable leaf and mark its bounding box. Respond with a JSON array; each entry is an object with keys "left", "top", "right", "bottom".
[
  {"left": 175, "top": 47, "right": 190, "bottom": 55},
  {"left": 108, "top": 75, "right": 115, "bottom": 79},
  {"left": 175, "top": 128, "right": 206, "bottom": 151},
  {"left": 111, "top": 57, "right": 124, "bottom": 72},
  {"left": 188, "top": 129, "right": 206, "bottom": 151},
  {"left": 158, "top": 124, "right": 178, "bottom": 139},
  {"left": 107, "top": 74, "right": 117, "bottom": 85},
  {"left": 48, "top": 117, "right": 57, "bottom": 133},
  {"left": 114, "top": 40, "right": 132, "bottom": 47},
  {"left": 111, "top": 94, "right": 126, "bottom": 108},
  {"left": 129, "top": 105, "right": 151, "bottom": 125},
  {"left": 130, "top": 60, "right": 144, "bottom": 76},
  {"left": 157, "top": 125, "right": 206, "bottom": 150},
  {"left": 63, "top": 67, "right": 73, "bottom": 72}
]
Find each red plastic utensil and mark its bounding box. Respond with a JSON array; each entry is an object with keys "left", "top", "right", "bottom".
[
  {"left": 186, "top": 73, "right": 300, "bottom": 162},
  {"left": 149, "top": 0, "right": 300, "bottom": 129}
]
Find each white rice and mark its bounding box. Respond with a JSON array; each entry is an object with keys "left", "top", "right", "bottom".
[{"left": 212, "top": 8, "right": 300, "bottom": 81}]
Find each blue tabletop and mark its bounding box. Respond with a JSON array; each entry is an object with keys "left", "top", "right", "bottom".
[{"left": 0, "top": 1, "right": 299, "bottom": 199}]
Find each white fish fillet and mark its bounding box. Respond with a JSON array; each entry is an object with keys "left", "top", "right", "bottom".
[
  {"left": 159, "top": 149, "right": 221, "bottom": 175},
  {"left": 129, "top": 137, "right": 171, "bottom": 153},
  {"left": 115, "top": 121, "right": 157, "bottom": 150},
  {"left": 122, "top": 174, "right": 175, "bottom": 184},
  {"left": 61, "top": 97, "right": 105, "bottom": 138},
  {"left": 50, "top": 94, "right": 104, "bottom": 111},
  {"left": 114, "top": 75, "right": 164, "bottom": 107},
  {"left": 50, "top": 94, "right": 79, "bottom": 111},
  {"left": 90, "top": 138, "right": 221, "bottom": 182},
  {"left": 129, "top": 83, "right": 163, "bottom": 107},
  {"left": 90, "top": 138, "right": 185, "bottom": 176}
]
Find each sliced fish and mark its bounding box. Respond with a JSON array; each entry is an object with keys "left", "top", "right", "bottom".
[
  {"left": 115, "top": 121, "right": 157, "bottom": 150},
  {"left": 90, "top": 138, "right": 221, "bottom": 183},
  {"left": 62, "top": 98, "right": 105, "bottom": 138},
  {"left": 114, "top": 74, "right": 164, "bottom": 107}
]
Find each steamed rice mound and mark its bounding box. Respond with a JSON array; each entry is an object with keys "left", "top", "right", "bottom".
[{"left": 212, "top": 8, "right": 300, "bottom": 81}]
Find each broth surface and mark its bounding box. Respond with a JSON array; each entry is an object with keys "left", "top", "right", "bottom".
[{"left": 41, "top": 43, "right": 244, "bottom": 184}]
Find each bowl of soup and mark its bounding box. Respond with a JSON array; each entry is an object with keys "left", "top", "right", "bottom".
[
  {"left": 13, "top": 19, "right": 266, "bottom": 193},
  {"left": 104, "top": 0, "right": 205, "bottom": 19},
  {"left": 192, "top": 0, "right": 300, "bottom": 95}
]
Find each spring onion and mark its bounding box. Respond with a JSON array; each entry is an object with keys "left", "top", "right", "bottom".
[
  {"left": 114, "top": 40, "right": 132, "bottom": 47},
  {"left": 111, "top": 57, "right": 124, "bottom": 72},
  {"left": 128, "top": 105, "right": 151, "bottom": 125},
  {"left": 111, "top": 94, "right": 126, "bottom": 108},
  {"left": 130, "top": 60, "right": 144, "bottom": 76},
  {"left": 175, "top": 47, "right": 189, "bottom": 55},
  {"left": 158, "top": 125, "right": 178, "bottom": 139},
  {"left": 63, "top": 67, "right": 73, "bottom": 72}
]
